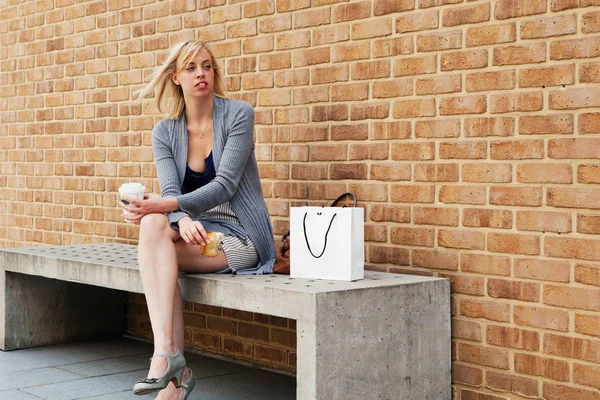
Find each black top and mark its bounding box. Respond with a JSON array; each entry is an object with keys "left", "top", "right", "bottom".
[{"left": 181, "top": 152, "right": 216, "bottom": 195}]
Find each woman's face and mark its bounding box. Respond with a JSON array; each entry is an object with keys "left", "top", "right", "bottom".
[{"left": 172, "top": 48, "right": 215, "bottom": 99}]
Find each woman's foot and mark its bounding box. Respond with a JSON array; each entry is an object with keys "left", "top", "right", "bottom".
[
  {"left": 155, "top": 368, "right": 193, "bottom": 400},
  {"left": 147, "top": 354, "right": 170, "bottom": 380},
  {"left": 146, "top": 346, "right": 180, "bottom": 379},
  {"left": 133, "top": 351, "right": 186, "bottom": 395}
]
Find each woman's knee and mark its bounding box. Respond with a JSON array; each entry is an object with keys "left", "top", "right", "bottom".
[{"left": 139, "top": 213, "right": 171, "bottom": 242}]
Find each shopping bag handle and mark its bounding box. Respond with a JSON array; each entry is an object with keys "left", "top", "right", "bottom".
[
  {"left": 303, "top": 212, "right": 337, "bottom": 259},
  {"left": 281, "top": 192, "right": 357, "bottom": 241},
  {"left": 330, "top": 192, "right": 357, "bottom": 207}
]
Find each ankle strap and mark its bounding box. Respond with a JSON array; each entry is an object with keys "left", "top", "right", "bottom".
[{"left": 150, "top": 350, "right": 181, "bottom": 361}]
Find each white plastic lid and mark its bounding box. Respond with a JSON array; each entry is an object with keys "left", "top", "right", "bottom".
[{"left": 119, "top": 183, "right": 145, "bottom": 192}]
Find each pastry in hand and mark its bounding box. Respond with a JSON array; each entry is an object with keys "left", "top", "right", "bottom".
[{"left": 200, "top": 232, "right": 224, "bottom": 257}]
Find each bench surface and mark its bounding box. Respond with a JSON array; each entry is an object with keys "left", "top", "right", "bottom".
[{"left": 1, "top": 243, "right": 442, "bottom": 320}]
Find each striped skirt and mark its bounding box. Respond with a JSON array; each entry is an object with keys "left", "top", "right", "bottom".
[{"left": 220, "top": 235, "right": 259, "bottom": 271}]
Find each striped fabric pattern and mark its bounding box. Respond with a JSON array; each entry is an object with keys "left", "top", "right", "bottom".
[
  {"left": 151, "top": 97, "right": 276, "bottom": 274},
  {"left": 220, "top": 235, "right": 259, "bottom": 272},
  {"left": 203, "top": 201, "right": 240, "bottom": 225}
]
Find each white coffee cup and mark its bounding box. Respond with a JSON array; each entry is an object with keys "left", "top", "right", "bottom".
[{"left": 118, "top": 183, "right": 146, "bottom": 222}]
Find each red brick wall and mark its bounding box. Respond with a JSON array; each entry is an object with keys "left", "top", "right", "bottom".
[
  {"left": 1, "top": 0, "right": 600, "bottom": 398},
  {"left": 126, "top": 294, "right": 296, "bottom": 374}
]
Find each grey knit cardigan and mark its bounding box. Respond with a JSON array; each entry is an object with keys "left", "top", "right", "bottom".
[{"left": 151, "top": 96, "right": 276, "bottom": 274}]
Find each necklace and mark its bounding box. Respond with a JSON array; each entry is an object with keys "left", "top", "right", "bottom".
[{"left": 197, "top": 116, "right": 212, "bottom": 139}]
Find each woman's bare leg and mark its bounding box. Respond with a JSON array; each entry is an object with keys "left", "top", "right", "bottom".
[
  {"left": 153, "top": 237, "right": 228, "bottom": 399},
  {"left": 155, "top": 283, "right": 188, "bottom": 400},
  {"left": 137, "top": 213, "right": 182, "bottom": 379}
]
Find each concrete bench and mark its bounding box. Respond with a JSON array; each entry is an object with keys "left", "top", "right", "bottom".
[{"left": 0, "top": 243, "right": 451, "bottom": 399}]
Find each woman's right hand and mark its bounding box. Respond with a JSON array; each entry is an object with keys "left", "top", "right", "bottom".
[{"left": 178, "top": 217, "right": 210, "bottom": 246}]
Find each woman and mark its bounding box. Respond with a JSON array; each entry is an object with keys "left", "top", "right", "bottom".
[{"left": 121, "top": 40, "right": 276, "bottom": 400}]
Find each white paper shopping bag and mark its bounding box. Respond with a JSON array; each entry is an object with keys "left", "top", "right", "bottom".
[{"left": 290, "top": 198, "right": 364, "bottom": 281}]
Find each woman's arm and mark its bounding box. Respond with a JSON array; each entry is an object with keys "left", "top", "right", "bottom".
[
  {"left": 151, "top": 121, "right": 190, "bottom": 225},
  {"left": 176, "top": 101, "right": 255, "bottom": 216}
]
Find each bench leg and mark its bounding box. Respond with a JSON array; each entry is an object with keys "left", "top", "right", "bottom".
[
  {"left": 296, "top": 280, "right": 451, "bottom": 400},
  {"left": 1, "top": 271, "right": 125, "bottom": 351}
]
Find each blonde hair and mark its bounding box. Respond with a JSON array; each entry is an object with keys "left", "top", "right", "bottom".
[{"left": 136, "top": 40, "right": 226, "bottom": 119}]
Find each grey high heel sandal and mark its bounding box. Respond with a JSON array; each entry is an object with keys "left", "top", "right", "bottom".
[
  {"left": 181, "top": 368, "right": 196, "bottom": 400},
  {"left": 133, "top": 351, "right": 186, "bottom": 395}
]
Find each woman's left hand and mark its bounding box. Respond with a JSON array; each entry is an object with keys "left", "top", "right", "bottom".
[{"left": 120, "top": 193, "right": 175, "bottom": 223}]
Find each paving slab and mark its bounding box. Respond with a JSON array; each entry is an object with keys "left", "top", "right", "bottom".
[
  {"left": 0, "top": 343, "right": 111, "bottom": 374},
  {"left": 57, "top": 354, "right": 148, "bottom": 378},
  {"left": 1, "top": 338, "right": 295, "bottom": 400},
  {"left": 0, "top": 367, "right": 83, "bottom": 392},
  {"left": 69, "top": 339, "right": 151, "bottom": 358},
  {"left": 0, "top": 390, "right": 43, "bottom": 400},
  {"left": 80, "top": 369, "right": 296, "bottom": 400},
  {"left": 185, "top": 354, "right": 251, "bottom": 378},
  {"left": 194, "top": 369, "right": 296, "bottom": 400},
  {"left": 78, "top": 391, "right": 136, "bottom": 399},
  {"left": 21, "top": 370, "right": 144, "bottom": 400}
]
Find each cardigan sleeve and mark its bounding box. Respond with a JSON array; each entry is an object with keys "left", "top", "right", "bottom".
[
  {"left": 151, "top": 120, "right": 190, "bottom": 226},
  {"left": 176, "top": 101, "right": 255, "bottom": 216}
]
